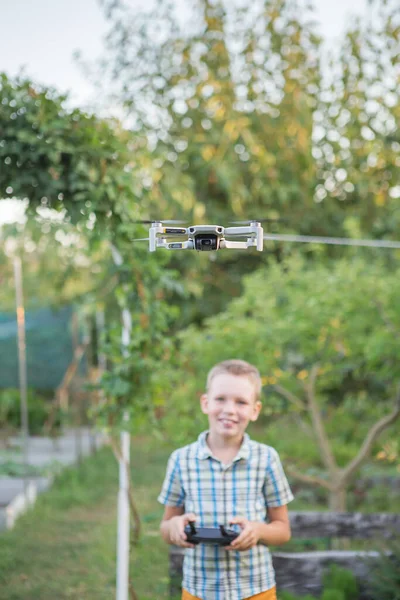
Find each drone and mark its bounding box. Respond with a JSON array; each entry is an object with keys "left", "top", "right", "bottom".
[{"left": 133, "top": 219, "right": 266, "bottom": 252}]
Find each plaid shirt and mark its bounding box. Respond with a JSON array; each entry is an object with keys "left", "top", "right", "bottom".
[{"left": 158, "top": 431, "right": 294, "bottom": 600}]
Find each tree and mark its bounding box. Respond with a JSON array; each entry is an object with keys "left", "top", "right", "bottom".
[
  {"left": 312, "top": 0, "right": 400, "bottom": 239},
  {"left": 158, "top": 255, "right": 400, "bottom": 510},
  {"left": 95, "top": 0, "right": 320, "bottom": 218},
  {"left": 78, "top": 0, "right": 323, "bottom": 321},
  {"left": 79, "top": 0, "right": 400, "bottom": 325},
  {"left": 0, "top": 73, "right": 185, "bottom": 599}
]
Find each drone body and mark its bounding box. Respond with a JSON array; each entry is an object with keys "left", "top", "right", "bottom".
[{"left": 141, "top": 221, "right": 264, "bottom": 252}]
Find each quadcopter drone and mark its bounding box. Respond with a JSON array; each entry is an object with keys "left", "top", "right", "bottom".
[{"left": 133, "top": 220, "right": 265, "bottom": 252}]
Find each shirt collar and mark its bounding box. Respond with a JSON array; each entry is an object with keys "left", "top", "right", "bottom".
[{"left": 197, "top": 430, "right": 251, "bottom": 462}]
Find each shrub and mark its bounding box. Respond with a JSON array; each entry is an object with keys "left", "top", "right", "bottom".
[
  {"left": 366, "top": 539, "right": 400, "bottom": 600},
  {"left": 321, "top": 591, "right": 345, "bottom": 600},
  {"left": 322, "top": 565, "right": 358, "bottom": 600},
  {"left": 0, "top": 388, "right": 57, "bottom": 434}
]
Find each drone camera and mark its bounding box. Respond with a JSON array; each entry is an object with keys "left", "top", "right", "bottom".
[{"left": 194, "top": 234, "right": 220, "bottom": 251}]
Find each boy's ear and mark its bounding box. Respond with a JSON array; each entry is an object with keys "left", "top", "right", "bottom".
[
  {"left": 250, "top": 400, "right": 262, "bottom": 422},
  {"left": 200, "top": 393, "right": 209, "bottom": 415}
]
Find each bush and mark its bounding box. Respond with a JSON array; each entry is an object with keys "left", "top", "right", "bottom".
[
  {"left": 366, "top": 539, "right": 400, "bottom": 600},
  {"left": 322, "top": 565, "right": 358, "bottom": 600},
  {"left": 321, "top": 591, "right": 345, "bottom": 600},
  {"left": 0, "top": 388, "right": 57, "bottom": 434}
]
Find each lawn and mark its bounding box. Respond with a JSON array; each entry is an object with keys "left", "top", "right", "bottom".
[{"left": 0, "top": 436, "right": 179, "bottom": 600}]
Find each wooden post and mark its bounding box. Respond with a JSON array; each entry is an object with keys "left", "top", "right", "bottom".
[{"left": 13, "top": 257, "right": 29, "bottom": 489}]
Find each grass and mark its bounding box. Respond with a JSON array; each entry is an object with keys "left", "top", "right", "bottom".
[{"left": 0, "top": 437, "right": 180, "bottom": 600}]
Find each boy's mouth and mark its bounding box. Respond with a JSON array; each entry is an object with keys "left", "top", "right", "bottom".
[{"left": 219, "top": 419, "right": 238, "bottom": 426}]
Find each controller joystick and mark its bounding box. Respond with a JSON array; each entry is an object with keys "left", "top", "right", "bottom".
[{"left": 188, "top": 521, "right": 197, "bottom": 535}]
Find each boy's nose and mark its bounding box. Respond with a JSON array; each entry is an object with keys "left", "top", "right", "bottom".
[{"left": 222, "top": 401, "right": 236, "bottom": 413}]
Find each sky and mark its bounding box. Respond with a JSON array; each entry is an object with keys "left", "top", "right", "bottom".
[{"left": 0, "top": 0, "right": 372, "bottom": 224}]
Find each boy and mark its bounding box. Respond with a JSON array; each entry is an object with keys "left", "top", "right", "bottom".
[{"left": 158, "top": 359, "right": 294, "bottom": 600}]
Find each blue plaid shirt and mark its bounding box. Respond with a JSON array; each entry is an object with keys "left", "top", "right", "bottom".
[{"left": 158, "top": 431, "right": 294, "bottom": 600}]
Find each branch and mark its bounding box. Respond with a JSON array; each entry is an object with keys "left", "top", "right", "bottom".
[
  {"left": 286, "top": 466, "right": 333, "bottom": 491},
  {"left": 341, "top": 384, "right": 400, "bottom": 483},
  {"left": 273, "top": 384, "right": 307, "bottom": 411},
  {"left": 291, "top": 412, "right": 314, "bottom": 438},
  {"left": 272, "top": 383, "right": 313, "bottom": 435},
  {"left": 303, "top": 363, "right": 338, "bottom": 475}
]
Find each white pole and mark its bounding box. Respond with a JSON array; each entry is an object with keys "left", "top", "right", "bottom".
[
  {"left": 111, "top": 245, "right": 131, "bottom": 600},
  {"left": 13, "top": 256, "right": 29, "bottom": 488},
  {"left": 117, "top": 418, "right": 130, "bottom": 600}
]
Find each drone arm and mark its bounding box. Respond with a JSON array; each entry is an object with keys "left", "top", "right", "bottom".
[
  {"left": 256, "top": 226, "right": 264, "bottom": 251},
  {"left": 220, "top": 239, "right": 261, "bottom": 250},
  {"left": 222, "top": 224, "right": 264, "bottom": 252},
  {"left": 160, "top": 240, "right": 194, "bottom": 251},
  {"left": 224, "top": 226, "right": 253, "bottom": 235}
]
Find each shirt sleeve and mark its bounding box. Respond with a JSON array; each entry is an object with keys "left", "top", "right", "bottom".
[
  {"left": 157, "top": 449, "right": 186, "bottom": 507},
  {"left": 263, "top": 447, "right": 294, "bottom": 507}
]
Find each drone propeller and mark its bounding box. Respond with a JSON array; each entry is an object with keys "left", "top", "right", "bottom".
[
  {"left": 131, "top": 219, "right": 187, "bottom": 224},
  {"left": 228, "top": 218, "right": 285, "bottom": 225},
  {"left": 225, "top": 231, "right": 255, "bottom": 237}
]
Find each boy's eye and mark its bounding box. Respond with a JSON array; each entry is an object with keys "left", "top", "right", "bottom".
[{"left": 216, "top": 397, "right": 224, "bottom": 401}]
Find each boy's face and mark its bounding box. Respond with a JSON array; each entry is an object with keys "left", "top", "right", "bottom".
[{"left": 200, "top": 373, "right": 262, "bottom": 441}]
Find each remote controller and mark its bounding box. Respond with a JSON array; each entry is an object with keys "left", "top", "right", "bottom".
[{"left": 184, "top": 521, "right": 239, "bottom": 546}]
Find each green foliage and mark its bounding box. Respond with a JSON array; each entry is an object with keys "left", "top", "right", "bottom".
[
  {"left": 0, "top": 73, "right": 138, "bottom": 228},
  {"left": 97, "top": 0, "right": 319, "bottom": 223},
  {"left": 366, "top": 539, "right": 400, "bottom": 600},
  {"left": 0, "top": 73, "right": 187, "bottom": 433},
  {"left": 2, "top": 0, "right": 400, "bottom": 434},
  {"left": 0, "top": 460, "right": 57, "bottom": 478},
  {"left": 157, "top": 256, "right": 400, "bottom": 504},
  {"left": 321, "top": 592, "right": 345, "bottom": 600},
  {"left": 89, "top": 0, "right": 400, "bottom": 324},
  {"left": 0, "top": 388, "right": 57, "bottom": 434},
  {"left": 92, "top": 0, "right": 324, "bottom": 321},
  {"left": 162, "top": 255, "right": 400, "bottom": 422},
  {"left": 87, "top": 248, "right": 184, "bottom": 433},
  {"left": 279, "top": 593, "right": 297, "bottom": 600},
  {"left": 322, "top": 565, "right": 358, "bottom": 600}
]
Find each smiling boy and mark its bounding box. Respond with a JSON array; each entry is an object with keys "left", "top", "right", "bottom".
[{"left": 158, "top": 359, "right": 294, "bottom": 600}]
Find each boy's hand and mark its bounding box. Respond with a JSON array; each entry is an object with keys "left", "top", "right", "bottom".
[
  {"left": 168, "top": 513, "right": 197, "bottom": 548},
  {"left": 225, "top": 517, "right": 261, "bottom": 551}
]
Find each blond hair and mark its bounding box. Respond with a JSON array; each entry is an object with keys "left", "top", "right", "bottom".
[{"left": 206, "top": 359, "right": 262, "bottom": 402}]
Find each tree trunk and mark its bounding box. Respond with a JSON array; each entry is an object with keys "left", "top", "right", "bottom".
[{"left": 329, "top": 485, "right": 347, "bottom": 511}]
